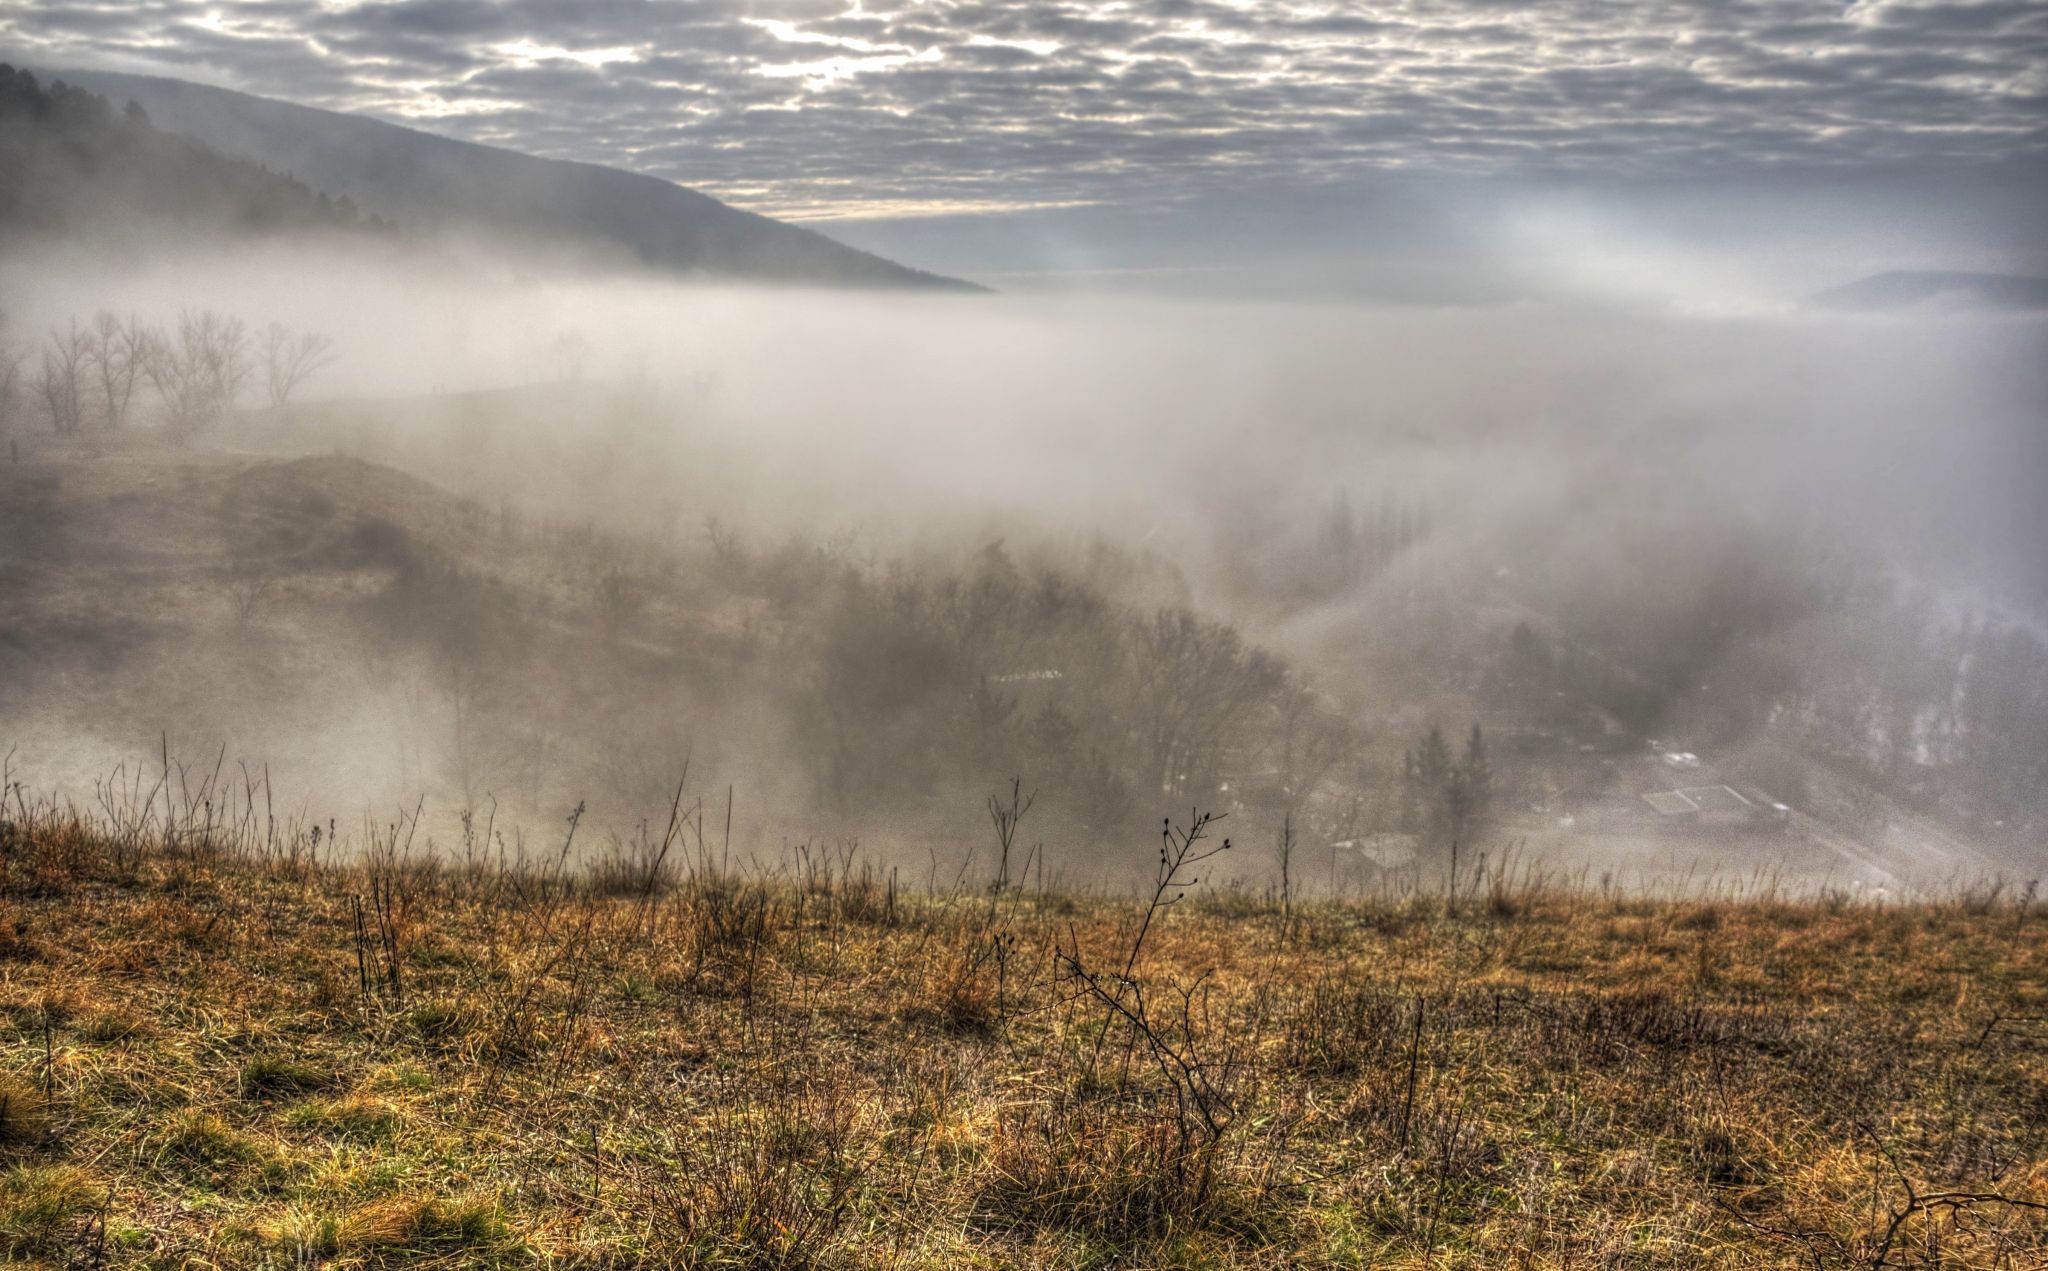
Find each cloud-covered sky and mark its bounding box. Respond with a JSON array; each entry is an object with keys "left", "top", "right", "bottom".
[{"left": 4, "top": 0, "right": 2044, "bottom": 286}]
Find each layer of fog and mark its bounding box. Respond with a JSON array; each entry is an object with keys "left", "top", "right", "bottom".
[
  {"left": 3, "top": 240, "right": 2043, "bottom": 884},
  {"left": 8, "top": 239, "right": 2041, "bottom": 601},
  {"left": 820, "top": 170, "right": 2048, "bottom": 302}
]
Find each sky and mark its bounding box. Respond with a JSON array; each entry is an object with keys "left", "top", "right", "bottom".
[{"left": 4, "top": 0, "right": 2045, "bottom": 290}]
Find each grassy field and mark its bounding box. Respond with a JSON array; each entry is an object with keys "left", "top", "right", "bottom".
[{"left": 0, "top": 783, "right": 2042, "bottom": 1269}]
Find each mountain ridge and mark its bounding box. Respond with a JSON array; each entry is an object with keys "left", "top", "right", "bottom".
[
  {"left": 1809, "top": 269, "right": 2048, "bottom": 312},
  {"left": 0, "top": 63, "right": 388, "bottom": 246},
  {"left": 43, "top": 66, "right": 981, "bottom": 291}
]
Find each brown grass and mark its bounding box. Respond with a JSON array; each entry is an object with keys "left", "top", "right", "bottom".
[{"left": 0, "top": 793, "right": 2041, "bottom": 1267}]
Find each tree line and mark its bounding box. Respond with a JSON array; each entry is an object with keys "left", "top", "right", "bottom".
[
  {"left": 2, "top": 64, "right": 385, "bottom": 242},
  {"left": 0, "top": 309, "right": 335, "bottom": 437}
]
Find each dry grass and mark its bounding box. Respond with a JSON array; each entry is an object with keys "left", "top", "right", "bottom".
[{"left": 0, "top": 792, "right": 2042, "bottom": 1268}]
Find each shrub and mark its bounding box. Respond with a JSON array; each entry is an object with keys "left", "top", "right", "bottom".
[
  {"left": 239, "top": 1055, "right": 332, "bottom": 1099},
  {"left": 151, "top": 1110, "right": 262, "bottom": 1177},
  {"left": 0, "top": 1164, "right": 100, "bottom": 1260},
  {"left": 634, "top": 1067, "right": 870, "bottom": 1268},
  {"left": 274, "top": 1195, "right": 518, "bottom": 1262},
  {"left": 286, "top": 1093, "right": 400, "bottom": 1144},
  {"left": 0, "top": 1079, "right": 46, "bottom": 1147}
]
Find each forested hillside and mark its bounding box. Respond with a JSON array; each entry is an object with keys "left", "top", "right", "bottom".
[
  {"left": 52, "top": 67, "right": 980, "bottom": 290},
  {"left": 0, "top": 65, "right": 381, "bottom": 245}
]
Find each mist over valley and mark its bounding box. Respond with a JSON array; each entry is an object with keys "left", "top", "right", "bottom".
[{"left": 0, "top": 13, "right": 2044, "bottom": 1263}]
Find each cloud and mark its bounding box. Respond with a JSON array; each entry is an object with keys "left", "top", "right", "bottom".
[{"left": 1, "top": 0, "right": 2040, "bottom": 227}]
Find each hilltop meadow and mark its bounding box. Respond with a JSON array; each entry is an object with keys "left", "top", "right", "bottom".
[{"left": 0, "top": 766, "right": 2042, "bottom": 1269}]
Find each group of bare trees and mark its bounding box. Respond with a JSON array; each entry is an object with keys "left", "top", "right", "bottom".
[
  {"left": 141, "top": 310, "right": 249, "bottom": 433},
  {"left": 0, "top": 308, "right": 334, "bottom": 438},
  {"left": 784, "top": 538, "right": 1365, "bottom": 835}
]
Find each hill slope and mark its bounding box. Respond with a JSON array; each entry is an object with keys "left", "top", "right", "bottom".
[
  {"left": 0, "top": 64, "right": 377, "bottom": 245},
  {"left": 50, "top": 67, "right": 978, "bottom": 290},
  {"left": 1809, "top": 269, "right": 2048, "bottom": 312},
  {"left": 0, "top": 785, "right": 2043, "bottom": 1267}
]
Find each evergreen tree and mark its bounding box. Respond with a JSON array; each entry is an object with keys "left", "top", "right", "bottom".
[
  {"left": 1408, "top": 724, "right": 1456, "bottom": 845},
  {"left": 1460, "top": 724, "right": 1491, "bottom": 825},
  {"left": 1399, "top": 747, "right": 1418, "bottom": 833},
  {"left": 1404, "top": 723, "right": 1494, "bottom": 853},
  {"left": 1414, "top": 724, "right": 1454, "bottom": 793}
]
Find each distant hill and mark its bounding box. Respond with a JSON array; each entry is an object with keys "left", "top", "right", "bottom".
[
  {"left": 0, "top": 64, "right": 381, "bottom": 244},
  {"left": 1810, "top": 270, "right": 2048, "bottom": 313},
  {"left": 52, "top": 67, "right": 978, "bottom": 291}
]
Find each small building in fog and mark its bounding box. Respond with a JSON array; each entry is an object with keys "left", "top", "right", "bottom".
[{"left": 1638, "top": 784, "right": 1757, "bottom": 827}]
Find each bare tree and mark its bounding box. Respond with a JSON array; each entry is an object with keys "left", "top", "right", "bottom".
[
  {"left": 143, "top": 310, "right": 249, "bottom": 434},
  {"left": 224, "top": 552, "right": 275, "bottom": 624},
  {"left": 0, "top": 320, "right": 20, "bottom": 443},
  {"left": 140, "top": 323, "right": 196, "bottom": 432},
  {"left": 261, "top": 321, "right": 336, "bottom": 412},
  {"left": 1130, "top": 608, "right": 1288, "bottom": 801},
  {"left": 33, "top": 318, "right": 91, "bottom": 434},
  {"left": 87, "top": 311, "right": 147, "bottom": 428},
  {"left": 986, "top": 776, "right": 1035, "bottom": 894},
  {"left": 1272, "top": 676, "right": 1354, "bottom": 821}
]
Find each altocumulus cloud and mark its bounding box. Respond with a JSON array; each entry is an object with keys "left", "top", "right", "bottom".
[{"left": 1, "top": 0, "right": 2042, "bottom": 222}]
